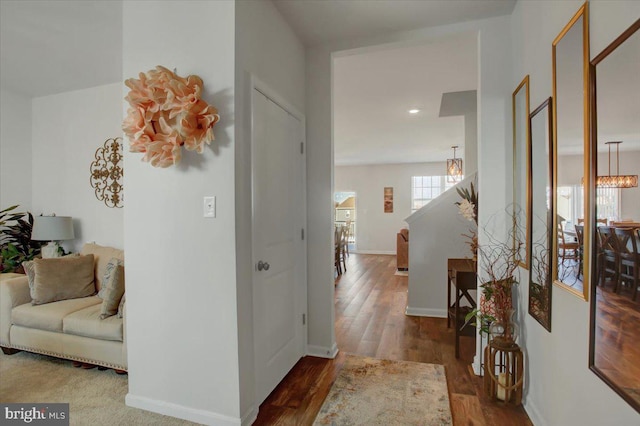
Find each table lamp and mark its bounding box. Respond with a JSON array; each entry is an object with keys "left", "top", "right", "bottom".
[{"left": 31, "top": 215, "right": 75, "bottom": 258}]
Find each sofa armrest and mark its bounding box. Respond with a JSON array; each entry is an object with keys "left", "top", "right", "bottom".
[{"left": 0, "top": 275, "right": 31, "bottom": 346}]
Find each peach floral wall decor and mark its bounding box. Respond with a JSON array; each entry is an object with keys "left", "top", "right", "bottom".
[{"left": 122, "top": 66, "right": 220, "bottom": 168}]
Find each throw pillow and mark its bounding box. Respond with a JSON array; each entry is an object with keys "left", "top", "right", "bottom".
[
  {"left": 97, "top": 258, "right": 124, "bottom": 299},
  {"left": 24, "top": 253, "right": 80, "bottom": 299},
  {"left": 117, "top": 293, "right": 126, "bottom": 318},
  {"left": 31, "top": 255, "right": 96, "bottom": 305},
  {"left": 22, "top": 260, "right": 36, "bottom": 298},
  {"left": 99, "top": 258, "right": 125, "bottom": 319}
]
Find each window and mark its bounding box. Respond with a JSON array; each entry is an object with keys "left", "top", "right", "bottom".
[
  {"left": 411, "top": 175, "right": 458, "bottom": 212},
  {"left": 557, "top": 185, "right": 620, "bottom": 224},
  {"left": 596, "top": 187, "right": 620, "bottom": 221}
]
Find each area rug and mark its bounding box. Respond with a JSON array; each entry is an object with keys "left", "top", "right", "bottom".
[
  {"left": 394, "top": 270, "right": 409, "bottom": 277},
  {"left": 314, "top": 355, "right": 452, "bottom": 425},
  {"left": 0, "top": 351, "right": 199, "bottom": 425}
]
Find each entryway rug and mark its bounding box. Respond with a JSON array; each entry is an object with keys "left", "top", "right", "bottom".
[{"left": 313, "top": 355, "right": 452, "bottom": 425}]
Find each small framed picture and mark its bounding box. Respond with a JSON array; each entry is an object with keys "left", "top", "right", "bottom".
[{"left": 384, "top": 187, "right": 393, "bottom": 213}]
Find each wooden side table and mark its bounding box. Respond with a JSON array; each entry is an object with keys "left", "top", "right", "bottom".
[{"left": 447, "top": 258, "right": 477, "bottom": 358}]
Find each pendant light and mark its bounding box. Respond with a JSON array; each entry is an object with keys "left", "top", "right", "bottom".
[
  {"left": 446, "top": 145, "right": 463, "bottom": 183},
  {"left": 596, "top": 141, "right": 638, "bottom": 188}
]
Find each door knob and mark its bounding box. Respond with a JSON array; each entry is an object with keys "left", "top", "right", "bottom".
[{"left": 257, "top": 260, "right": 270, "bottom": 271}]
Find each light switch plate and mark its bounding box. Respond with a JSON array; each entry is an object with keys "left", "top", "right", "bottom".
[{"left": 203, "top": 196, "right": 216, "bottom": 218}]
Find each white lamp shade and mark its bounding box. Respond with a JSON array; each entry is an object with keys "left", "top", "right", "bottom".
[{"left": 31, "top": 216, "right": 75, "bottom": 241}]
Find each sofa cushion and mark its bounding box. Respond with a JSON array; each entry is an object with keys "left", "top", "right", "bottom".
[
  {"left": 31, "top": 255, "right": 95, "bottom": 305},
  {"left": 63, "top": 304, "right": 123, "bottom": 342},
  {"left": 98, "top": 259, "right": 125, "bottom": 319},
  {"left": 81, "top": 243, "right": 124, "bottom": 292},
  {"left": 12, "top": 296, "right": 101, "bottom": 332}
]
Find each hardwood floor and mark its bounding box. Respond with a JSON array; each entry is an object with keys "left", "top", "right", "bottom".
[
  {"left": 254, "top": 254, "right": 532, "bottom": 425},
  {"left": 593, "top": 280, "right": 640, "bottom": 406}
]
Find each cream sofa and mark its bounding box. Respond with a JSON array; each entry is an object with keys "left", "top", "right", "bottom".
[{"left": 0, "top": 243, "right": 126, "bottom": 371}]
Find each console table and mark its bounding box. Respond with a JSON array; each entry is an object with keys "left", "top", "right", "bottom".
[{"left": 447, "top": 258, "right": 477, "bottom": 358}]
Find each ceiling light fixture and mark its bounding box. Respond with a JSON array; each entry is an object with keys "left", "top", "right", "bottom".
[
  {"left": 446, "top": 145, "right": 463, "bottom": 183},
  {"left": 408, "top": 109, "right": 420, "bottom": 114},
  {"left": 596, "top": 141, "right": 638, "bottom": 188}
]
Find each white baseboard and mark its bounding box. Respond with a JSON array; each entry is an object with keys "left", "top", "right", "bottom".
[
  {"left": 351, "top": 250, "right": 395, "bottom": 255},
  {"left": 405, "top": 306, "right": 447, "bottom": 318},
  {"left": 241, "top": 406, "right": 258, "bottom": 426},
  {"left": 306, "top": 342, "right": 339, "bottom": 359},
  {"left": 523, "top": 398, "right": 546, "bottom": 426},
  {"left": 126, "top": 393, "right": 242, "bottom": 426}
]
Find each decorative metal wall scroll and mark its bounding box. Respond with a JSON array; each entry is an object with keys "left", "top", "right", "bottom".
[{"left": 90, "top": 137, "right": 123, "bottom": 208}]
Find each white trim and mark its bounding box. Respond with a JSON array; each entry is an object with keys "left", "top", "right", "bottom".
[
  {"left": 523, "top": 398, "right": 546, "bottom": 426},
  {"left": 241, "top": 407, "right": 259, "bottom": 426},
  {"left": 404, "top": 307, "right": 447, "bottom": 318},
  {"left": 125, "top": 394, "right": 241, "bottom": 426},
  {"left": 351, "top": 250, "right": 395, "bottom": 255},
  {"left": 306, "top": 343, "right": 339, "bottom": 359}
]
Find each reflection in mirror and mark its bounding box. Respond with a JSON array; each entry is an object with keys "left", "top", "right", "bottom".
[
  {"left": 513, "top": 76, "right": 530, "bottom": 269},
  {"left": 552, "top": 3, "right": 590, "bottom": 299},
  {"left": 528, "top": 98, "right": 553, "bottom": 331},
  {"left": 590, "top": 19, "right": 640, "bottom": 414}
]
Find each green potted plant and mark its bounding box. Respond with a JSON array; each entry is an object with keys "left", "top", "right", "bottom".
[{"left": 0, "top": 205, "right": 43, "bottom": 273}]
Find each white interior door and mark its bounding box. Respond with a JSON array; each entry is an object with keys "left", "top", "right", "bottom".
[{"left": 252, "top": 87, "right": 306, "bottom": 405}]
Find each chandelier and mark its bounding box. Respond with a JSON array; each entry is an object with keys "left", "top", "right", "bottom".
[
  {"left": 596, "top": 141, "right": 638, "bottom": 188},
  {"left": 446, "top": 145, "right": 463, "bottom": 183}
]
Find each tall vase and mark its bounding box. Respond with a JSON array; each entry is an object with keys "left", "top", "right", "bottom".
[{"left": 489, "top": 309, "right": 519, "bottom": 345}]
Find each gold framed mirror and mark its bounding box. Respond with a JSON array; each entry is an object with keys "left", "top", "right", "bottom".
[
  {"left": 552, "top": 2, "right": 590, "bottom": 300},
  {"left": 513, "top": 76, "right": 531, "bottom": 269},
  {"left": 528, "top": 98, "right": 554, "bottom": 331},
  {"left": 589, "top": 18, "right": 640, "bottom": 414}
]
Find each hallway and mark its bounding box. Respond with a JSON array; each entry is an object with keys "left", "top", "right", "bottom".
[{"left": 254, "top": 254, "right": 531, "bottom": 425}]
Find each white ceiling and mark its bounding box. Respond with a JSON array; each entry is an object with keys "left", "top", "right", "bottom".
[
  {"left": 272, "top": 0, "right": 516, "bottom": 47},
  {"left": 334, "top": 35, "right": 477, "bottom": 165},
  {"left": 0, "top": 0, "right": 501, "bottom": 166},
  {"left": 0, "top": 0, "right": 122, "bottom": 97}
]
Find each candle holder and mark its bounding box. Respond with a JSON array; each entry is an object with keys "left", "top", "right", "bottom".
[{"left": 483, "top": 338, "right": 524, "bottom": 405}]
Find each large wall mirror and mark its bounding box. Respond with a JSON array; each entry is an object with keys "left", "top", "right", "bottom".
[
  {"left": 552, "top": 2, "right": 591, "bottom": 300},
  {"left": 589, "top": 18, "right": 640, "bottom": 414},
  {"left": 528, "top": 98, "right": 553, "bottom": 331},
  {"left": 513, "top": 76, "right": 531, "bottom": 269}
]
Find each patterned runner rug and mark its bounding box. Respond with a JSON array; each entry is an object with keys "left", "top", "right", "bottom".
[{"left": 314, "top": 355, "right": 452, "bottom": 425}]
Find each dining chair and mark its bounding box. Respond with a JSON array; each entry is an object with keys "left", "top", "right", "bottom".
[
  {"left": 614, "top": 228, "right": 639, "bottom": 301},
  {"left": 574, "top": 224, "right": 584, "bottom": 279},
  {"left": 557, "top": 222, "right": 579, "bottom": 265},
  {"left": 597, "top": 227, "right": 620, "bottom": 291}
]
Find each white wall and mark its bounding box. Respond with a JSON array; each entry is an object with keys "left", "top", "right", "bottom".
[
  {"left": 31, "top": 83, "right": 123, "bottom": 251},
  {"left": 235, "top": 0, "right": 305, "bottom": 418},
  {"left": 0, "top": 88, "right": 32, "bottom": 211},
  {"left": 559, "top": 151, "right": 640, "bottom": 221},
  {"left": 123, "top": 1, "right": 243, "bottom": 425},
  {"left": 307, "top": 14, "right": 514, "bottom": 355},
  {"left": 511, "top": 1, "right": 640, "bottom": 425},
  {"left": 406, "top": 174, "right": 476, "bottom": 317},
  {"left": 335, "top": 162, "right": 446, "bottom": 253}
]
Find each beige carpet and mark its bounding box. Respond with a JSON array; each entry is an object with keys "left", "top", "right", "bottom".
[
  {"left": 314, "top": 355, "right": 452, "bottom": 426},
  {"left": 0, "top": 351, "right": 200, "bottom": 425}
]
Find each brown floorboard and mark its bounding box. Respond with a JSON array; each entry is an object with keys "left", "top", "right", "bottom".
[{"left": 254, "top": 254, "right": 532, "bottom": 425}]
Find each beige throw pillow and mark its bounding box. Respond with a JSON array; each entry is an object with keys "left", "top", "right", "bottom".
[
  {"left": 99, "top": 258, "right": 125, "bottom": 319},
  {"left": 117, "top": 293, "right": 126, "bottom": 319},
  {"left": 23, "top": 260, "right": 36, "bottom": 297},
  {"left": 31, "top": 255, "right": 96, "bottom": 305}
]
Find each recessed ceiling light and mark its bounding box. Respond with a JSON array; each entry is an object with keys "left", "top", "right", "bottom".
[{"left": 408, "top": 109, "right": 420, "bottom": 114}]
